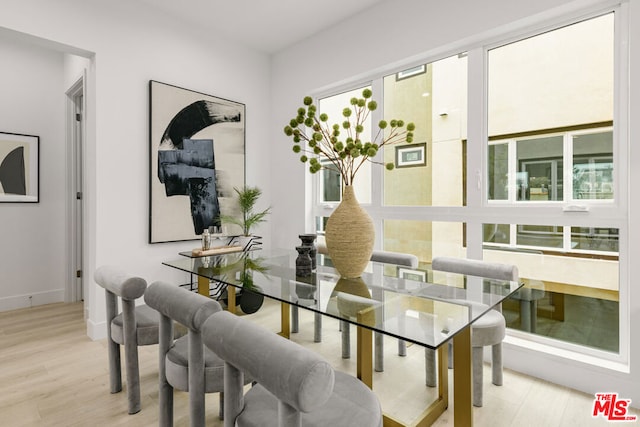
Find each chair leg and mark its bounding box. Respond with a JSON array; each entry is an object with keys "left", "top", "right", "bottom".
[
  {"left": 341, "top": 320, "right": 350, "bottom": 358},
  {"left": 314, "top": 312, "right": 322, "bottom": 343},
  {"left": 398, "top": 339, "right": 407, "bottom": 357},
  {"left": 122, "top": 300, "right": 141, "bottom": 414},
  {"left": 219, "top": 392, "right": 224, "bottom": 420},
  {"left": 492, "top": 343, "right": 503, "bottom": 386},
  {"left": 424, "top": 348, "right": 437, "bottom": 387},
  {"left": 107, "top": 338, "right": 122, "bottom": 393},
  {"left": 291, "top": 306, "right": 299, "bottom": 333},
  {"left": 159, "top": 316, "right": 173, "bottom": 426},
  {"left": 105, "top": 293, "right": 122, "bottom": 394},
  {"left": 374, "top": 332, "right": 384, "bottom": 372},
  {"left": 473, "top": 346, "right": 483, "bottom": 407}
]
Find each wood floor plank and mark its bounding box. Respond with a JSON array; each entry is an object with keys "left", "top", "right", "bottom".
[{"left": 1, "top": 300, "right": 636, "bottom": 426}]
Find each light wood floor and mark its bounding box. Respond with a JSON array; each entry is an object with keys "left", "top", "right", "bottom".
[{"left": 1, "top": 300, "right": 636, "bottom": 426}]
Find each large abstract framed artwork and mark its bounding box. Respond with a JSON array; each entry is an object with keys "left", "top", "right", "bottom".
[
  {"left": 149, "top": 81, "right": 245, "bottom": 243},
  {"left": 0, "top": 132, "right": 39, "bottom": 203}
]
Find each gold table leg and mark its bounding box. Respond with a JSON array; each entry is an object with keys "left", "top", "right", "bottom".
[
  {"left": 227, "top": 286, "right": 236, "bottom": 315},
  {"left": 356, "top": 324, "right": 373, "bottom": 389},
  {"left": 197, "top": 274, "right": 209, "bottom": 297},
  {"left": 381, "top": 345, "right": 448, "bottom": 427},
  {"left": 279, "top": 302, "right": 290, "bottom": 339},
  {"left": 453, "top": 326, "right": 473, "bottom": 427}
]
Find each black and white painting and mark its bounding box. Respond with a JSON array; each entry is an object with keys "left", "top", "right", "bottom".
[
  {"left": 149, "top": 81, "right": 245, "bottom": 243},
  {"left": 0, "top": 132, "right": 39, "bottom": 203}
]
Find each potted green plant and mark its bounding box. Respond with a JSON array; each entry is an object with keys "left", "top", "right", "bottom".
[{"left": 222, "top": 185, "right": 271, "bottom": 237}]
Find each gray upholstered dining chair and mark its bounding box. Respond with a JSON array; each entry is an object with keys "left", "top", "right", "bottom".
[
  {"left": 201, "top": 310, "right": 383, "bottom": 427},
  {"left": 144, "top": 281, "right": 253, "bottom": 426},
  {"left": 425, "top": 256, "right": 519, "bottom": 407},
  {"left": 337, "top": 249, "right": 419, "bottom": 372},
  {"left": 94, "top": 265, "right": 176, "bottom": 414}
]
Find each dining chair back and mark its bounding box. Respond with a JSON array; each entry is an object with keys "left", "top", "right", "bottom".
[
  {"left": 202, "top": 310, "right": 383, "bottom": 427},
  {"left": 94, "top": 265, "right": 161, "bottom": 414},
  {"left": 427, "top": 256, "right": 519, "bottom": 407},
  {"left": 145, "top": 281, "right": 251, "bottom": 426}
]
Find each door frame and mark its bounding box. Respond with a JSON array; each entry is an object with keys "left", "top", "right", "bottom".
[{"left": 65, "top": 75, "right": 85, "bottom": 307}]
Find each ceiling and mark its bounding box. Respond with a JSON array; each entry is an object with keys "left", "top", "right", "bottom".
[{"left": 134, "top": 0, "right": 386, "bottom": 54}]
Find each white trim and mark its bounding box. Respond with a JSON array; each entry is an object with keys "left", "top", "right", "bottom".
[{"left": 0, "top": 290, "right": 65, "bottom": 312}]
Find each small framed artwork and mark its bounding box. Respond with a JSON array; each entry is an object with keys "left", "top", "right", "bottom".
[
  {"left": 395, "top": 142, "right": 427, "bottom": 168},
  {"left": 398, "top": 267, "right": 427, "bottom": 282},
  {"left": 0, "top": 131, "right": 39, "bottom": 203},
  {"left": 396, "top": 64, "right": 426, "bottom": 81}
]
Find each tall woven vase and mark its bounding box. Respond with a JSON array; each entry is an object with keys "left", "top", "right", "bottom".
[{"left": 325, "top": 186, "right": 374, "bottom": 278}]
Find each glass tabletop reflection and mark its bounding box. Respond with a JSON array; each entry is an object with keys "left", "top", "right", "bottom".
[{"left": 163, "top": 249, "right": 522, "bottom": 349}]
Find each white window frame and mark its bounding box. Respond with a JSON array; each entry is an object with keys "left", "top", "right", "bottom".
[{"left": 307, "top": 2, "right": 629, "bottom": 366}]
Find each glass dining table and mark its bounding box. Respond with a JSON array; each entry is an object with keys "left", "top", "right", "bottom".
[{"left": 163, "top": 248, "right": 523, "bottom": 427}]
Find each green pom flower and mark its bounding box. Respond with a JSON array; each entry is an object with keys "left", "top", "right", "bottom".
[{"left": 286, "top": 89, "right": 415, "bottom": 186}]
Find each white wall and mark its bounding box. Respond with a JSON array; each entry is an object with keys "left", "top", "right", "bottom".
[
  {"left": 0, "top": 36, "right": 66, "bottom": 311},
  {"left": 271, "top": 0, "right": 640, "bottom": 407},
  {"left": 0, "top": 0, "right": 272, "bottom": 338}
]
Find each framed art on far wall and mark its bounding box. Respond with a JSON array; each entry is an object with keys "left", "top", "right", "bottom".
[
  {"left": 395, "top": 142, "right": 427, "bottom": 168},
  {"left": 0, "top": 131, "right": 39, "bottom": 203},
  {"left": 149, "top": 80, "right": 246, "bottom": 244}
]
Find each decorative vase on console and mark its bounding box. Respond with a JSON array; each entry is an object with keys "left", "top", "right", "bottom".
[
  {"left": 298, "top": 233, "right": 317, "bottom": 270},
  {"left": 295, "top": 245, "right": 313, "bottom": 277},
  {"left": 283, "top": 88, "right": 415, "bottom": 278}
]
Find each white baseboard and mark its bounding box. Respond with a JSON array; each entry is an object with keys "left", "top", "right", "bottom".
[
  {"left": 0, "top": 289, "right": 64, "bottom": 312},
  {"left": 87, "top": 318, "right": 106, "bottom": 341}
]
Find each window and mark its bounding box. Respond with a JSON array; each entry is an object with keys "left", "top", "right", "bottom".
[
  {"left": 488, "top": 128, "right": 612, "bottom": 203},
  {"left": 310, "top": 9, "right": 625, "bottom": 361}
]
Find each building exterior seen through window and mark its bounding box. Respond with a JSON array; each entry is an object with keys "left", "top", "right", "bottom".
[{"left": 311, "top": 11, "right": 622, "bottom": 357}]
